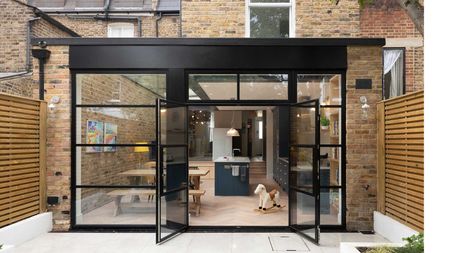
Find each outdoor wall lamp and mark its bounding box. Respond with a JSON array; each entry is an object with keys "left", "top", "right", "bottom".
[
  {"left": 360, "top": 96, "right": 370, "bottom": 120},
  {"left": 48, "top": 96, "right": 60, "bottom": 112}
]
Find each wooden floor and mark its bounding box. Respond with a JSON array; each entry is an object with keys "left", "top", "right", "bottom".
[{"left": 189, "top": 176, "right": 289, "bottom": 226}]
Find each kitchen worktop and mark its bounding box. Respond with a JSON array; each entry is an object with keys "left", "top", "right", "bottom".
[{"left": 214, "top": 156, "right": 250, "bottom": 163}]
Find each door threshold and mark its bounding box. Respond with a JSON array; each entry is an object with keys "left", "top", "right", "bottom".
[{"left": 187, "top": 226, "right": 292, "bottom": 233}]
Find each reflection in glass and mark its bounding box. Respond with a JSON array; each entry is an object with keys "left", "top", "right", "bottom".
[
  {"left": 76, "top": 74, "right": 166, "bottom": 105},
  {"left": 297, "top": 74, "right": 341, "bottom": 105},
  {"left": 76, "top": 107, "right": 156, "bottom": 145},
  {"left": 161, "top": 147, "right": 188, "bottom": 193},
  {"left": 290, "top": 148, "right": 314, "bottom": 193},
  {"left": 240, "top": 74, "right": 288, "bottom": 100},
  {"left": 160, "top": 102, "right": 187, "bottom": 145},
  {"left": 188, "top": 74, "right": 238, "bottom": 100},
  {"left": 320, "top": 147, "right": 341, "bottom": 187},
  {"left": 75, "top": 188, "right": 156, "bottom": 225},
  {"left": 320, "top": 188, "right": 341, "bottom": 225},
  {"left": 290, "top": 105, "right": 316, "bottom": 145},
  {"left": 289, "top": 191, "right": 316, "bottom": 239},
  {"left": 250, "top": 7, "right": 290, "bottom": 38},
  {"left": 320, "top": 108, "right": 341, "bottom": 144},
  {"left": 159, "top": 190, "right": 188, "bottom": 240}
]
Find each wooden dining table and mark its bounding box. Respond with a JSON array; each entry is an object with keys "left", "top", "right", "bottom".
[{"left": 118, "top": 168, "right": 210, "bottom": 189}]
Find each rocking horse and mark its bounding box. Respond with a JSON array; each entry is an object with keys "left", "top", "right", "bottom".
[{"left": 254, "top": 184, "right": 285, "bottom": 214}]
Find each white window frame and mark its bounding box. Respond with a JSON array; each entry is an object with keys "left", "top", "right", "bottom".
[
  {"left": 245, "top": 0, "right": 296, "bottom": 38},
  {"left": 107, "top": 23, "right": 135, "bottom": 38}
]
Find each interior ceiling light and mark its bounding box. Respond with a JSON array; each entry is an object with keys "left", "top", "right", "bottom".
[{"left": 226, "top": 111, "right": 240, "bottom": 137}]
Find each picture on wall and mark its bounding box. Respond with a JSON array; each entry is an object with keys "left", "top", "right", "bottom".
[
  {"left": 104, "top": 123, "right": 118, "bottom": 152},
  {"left": 86, "top": 120, "right": 104, "bottom": 153}
]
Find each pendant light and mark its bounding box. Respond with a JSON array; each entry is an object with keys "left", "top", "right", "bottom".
[{"left": 226, "top": 111, "right": 240, "bottom": 137}]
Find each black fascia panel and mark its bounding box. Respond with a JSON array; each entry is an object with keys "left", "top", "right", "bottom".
[{"left": 69, "top": 45, "right": 347, "bottom": 70}]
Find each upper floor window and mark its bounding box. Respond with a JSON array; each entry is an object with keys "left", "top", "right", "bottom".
[
  {"left": 383, "top": 48, "right": 405, "bottom": 99},
  {"left": 246, "top": 0, "right": 295, "bottom": 38},
  {"left": 107, "top": 23, "right": 135, "bottom": 38}
]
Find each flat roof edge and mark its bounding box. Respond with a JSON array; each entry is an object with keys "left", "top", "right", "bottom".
[{"left": 31, "top": 38, "right": 386, "bottom": 47}]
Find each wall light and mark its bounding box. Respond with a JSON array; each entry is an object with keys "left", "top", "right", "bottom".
[
  {"left": 360, "top": 96, "right": 370, "bottom": 120},
  {"left": 48, "top": 96, "right": 60, "bottom": 112}
]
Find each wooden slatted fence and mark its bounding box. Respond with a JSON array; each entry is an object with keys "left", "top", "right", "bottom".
[
  {"left": 0, "top": 93, "right": 47, "bottom": 228},
  {"left": 377, "top": 90, "right": 424, "bottom": 231}
]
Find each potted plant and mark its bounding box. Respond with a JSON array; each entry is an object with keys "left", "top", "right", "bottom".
[{"left": 320, "top": 115, "right": 330, "bottom": 130}]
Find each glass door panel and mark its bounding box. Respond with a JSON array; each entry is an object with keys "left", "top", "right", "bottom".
[
  {"left": 156, "top": 99, "right": 189, "bottom": 244},
  {"left": 289, "top": 99, "right": 320, "bottom": 244}
]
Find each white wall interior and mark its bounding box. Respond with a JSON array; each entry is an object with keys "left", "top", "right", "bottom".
[{"left": 212, "top": 128, "right": 233, "bottom": 160}]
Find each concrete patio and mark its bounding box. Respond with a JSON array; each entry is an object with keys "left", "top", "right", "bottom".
[{"left": 9, "top": 232, "right": 390, "bottom": 253}]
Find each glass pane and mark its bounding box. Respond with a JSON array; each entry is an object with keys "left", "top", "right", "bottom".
[
  {"left": 188, "top": 74, "right": 237, "bottom": 100},
  {"left": 290, "top": 148, "right": 313, "bottom": 193},
  {"left": 161, "top": 147, "right": 188, "bottom": 193},
  {"left": 188, "top": 108, "right": 213, "bottom": 161},
  {"left": 240, "top": 74, "right": 288, "bottom": 100},
  {"left": 290, "top": 105, "right": 316, "bottom": 145},
  {"left": 297, "top": 74, "right": 341, "bottom": 105},
  {"left": 76, "top": 146, "right": 156, "bottom": 186},
  {"left": 320, "top": 188, "right": 342, "bottom": 225},
  {"left": 383, "top": 49, "right": 404, "bottom": 99},
  {"left": 250, "top": 7, "right": 290, "bottom": 38},
  {"left": 320, "top": 108, "right": 341, "bottom": 144},
  {"left": 75, "top": 187, "right": 155, "bottom": 225},
  {"left": 290, "top": 191, "right": 316, "bottom": 238},
  {"left": 76, "top": 107, "right": 156, "bottom": 145},
  {"left": 76, "top": 74, "right": 166, "bottom": 105},
  {"left": 320, "top": 147, "right": 341, "bottom": 186},
  {"left": 160, "top": 103, "right": 187, "bottom": 145},
  {"left": 159, "top": 189, "right": 188, "bottom": 240}
]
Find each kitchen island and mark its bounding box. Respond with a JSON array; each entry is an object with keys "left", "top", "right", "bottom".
[{"left": 214, "top": 156, "right": 250, "bottom": 196}]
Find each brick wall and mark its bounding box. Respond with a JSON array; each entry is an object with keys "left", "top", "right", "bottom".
[
  {"left": 361, "top": 5, "right": 424, "bottom": 93},
  {"left": 296, "top": 0, "right": 360, "bottom": 37},
  {"left": 32, "top": 46, "right": 71, "bottom": 231},
  {"left": 182, "top": 0, "right": 245, "bottom": 37},
  {"left": 51, "top": 15, "right": 180, "bottom": 38},
  {"left": 181, "top": 0, "right": 360, "bottom": 38},
  {"left": 345, "top": 46, "right": 383, "bottom": 231},
  {"left": 0, "top": 0, "right": 35, "bottom": 73},
  {"left": 0, "top": 74, "right": 37, "bottom": 98}
]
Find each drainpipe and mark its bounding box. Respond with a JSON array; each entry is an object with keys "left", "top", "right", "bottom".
[
  {"left": 26, "top": 17, "right": 41, "bottom": 72},
  {"left": 155, "top": 12, "right": 162, "bottom": 38},
  {"left": 137, "top": 17, "right": 142, "bottom": 37},
  {"left": 32, "top": 48, "right": 51, "bottom": 100},
  {"left": 104, "top": 0, "right": 111, "bottom": 19}
]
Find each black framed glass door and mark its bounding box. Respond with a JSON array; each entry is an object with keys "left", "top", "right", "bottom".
[
  {"left": 156, "top": 99, "right": 189, "bottom": 243},
  {"left": 289, "top": 99, "right": 320, "bottom": 244}
]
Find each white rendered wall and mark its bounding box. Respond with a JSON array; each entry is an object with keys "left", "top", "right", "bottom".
[
  {"left": 0, "top": 212, "right": 52, "bottom": 247},
  {"left": 374, "top": 211, "right": 419, "bottom": 243}
]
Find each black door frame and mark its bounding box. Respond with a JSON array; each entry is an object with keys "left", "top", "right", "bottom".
[{"left": 288, "top": 99, "right": 321, "bottom": 244}]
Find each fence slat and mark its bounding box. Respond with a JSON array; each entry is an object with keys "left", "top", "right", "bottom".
[
  {"left": 377, "top": 90, "right": 424, "bottom": 232},
  {"left": 0, "top": 93, "right": 47, "bottom": 228}
]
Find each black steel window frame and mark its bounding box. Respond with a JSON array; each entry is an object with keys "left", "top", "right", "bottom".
[
  {"left": 185, "top": 70, "right": 292, "bottom": 104},
  {"left": 184, "top": 69, "right": 347, "bottom": 231},
  {"left": 70, "top": 70, "right": 167, "bottom": 230},
  {"left": 382, "top": 47, "right": 406, "bottom": 100},
  {"left": 294, "top": 71, "right": 347, "bottom": 229}
]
